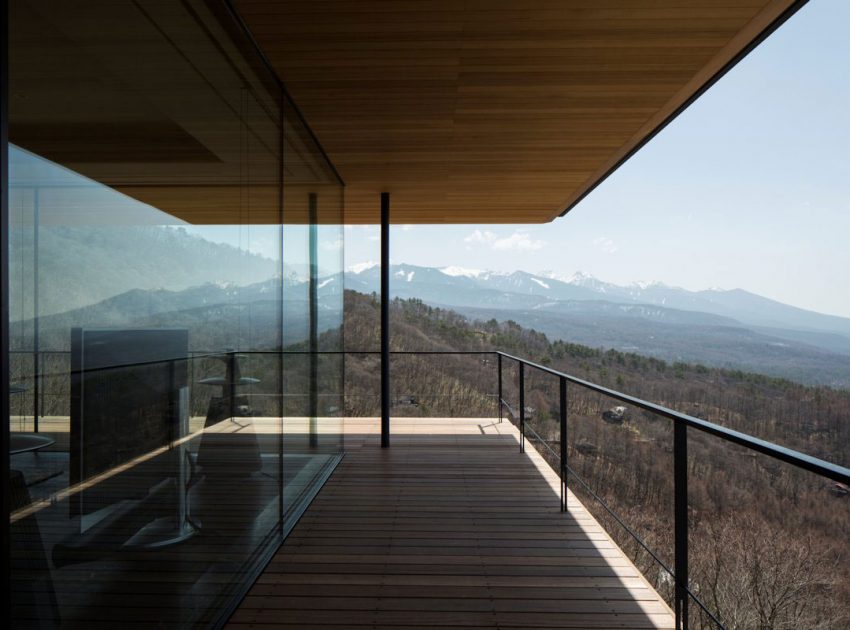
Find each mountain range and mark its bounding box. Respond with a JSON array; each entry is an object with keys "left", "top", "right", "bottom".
[
  {"left": 12, "top": 218, "right": 850, "bottom": 389},
  {"left": 342, "top": 263, "right": 850, "bottom": 387}
]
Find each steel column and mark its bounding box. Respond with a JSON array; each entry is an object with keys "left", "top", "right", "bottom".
[
  {"left": 32, "top": 188, "right": 39, "bottom": 432},
  {"left": 380, "top": 192, "right": 390, "bottom": 448},
  {"left": 674, "top": 420, "right": 689, "bottom": 629},
  {"left": 559, "top": 376, "right": 567, "bottom": 512},
  {"left": 308, "top": 193, "right": 319, "bottom": 448},
  {"left": 497, "top": 353, "right": 503, "bottom": 422},
  {"left": 518, "top": 362, "right": 525, "bottom": 453}
]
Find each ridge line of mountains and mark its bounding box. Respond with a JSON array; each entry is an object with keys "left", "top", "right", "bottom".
[
  {"left": 19, "top": 262, "right": 850, "bottom": 389},
  {"left": 10, "top": 226, "right": 850, "bottom": 388}
]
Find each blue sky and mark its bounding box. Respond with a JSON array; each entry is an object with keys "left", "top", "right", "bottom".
[
  {"left": 186, "top": 1, "right": 850, "bottom": 318},
  {"left": 339, "top": 0, "right": 850, "bottom": 318}
]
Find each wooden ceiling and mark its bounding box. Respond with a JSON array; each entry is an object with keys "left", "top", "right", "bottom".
[
  {"left": 9, "top": 0, "right": 342, "bottom": 225},
  {"left": 235, "top": 0, "right": 799, "bottom": 224}
]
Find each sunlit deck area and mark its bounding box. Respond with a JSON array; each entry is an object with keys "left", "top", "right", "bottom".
[{"left": 229, "top": 417, "right": 674, "bottom": 629}]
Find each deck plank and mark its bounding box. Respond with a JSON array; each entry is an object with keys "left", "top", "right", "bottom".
[{"left": 228, "top": 417, "right": 674, "bottom": 628}]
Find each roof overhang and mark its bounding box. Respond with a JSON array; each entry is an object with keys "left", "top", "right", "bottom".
[{"left": 235, "top": 0, "right": 803, "bottom": 223}]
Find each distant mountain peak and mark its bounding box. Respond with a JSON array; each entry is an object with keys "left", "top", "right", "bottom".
[
  {"left": 631, "top": 280, "right": 663, "bottom": 290},
  {"left": 439, "top": 266, "right": 485, "bottom": 279},
  {"left": 566, "top": 270, "right": 600, "bottom": 285},
  {"left": 347, "top": 260, "right": 378, "bottom": 274}
]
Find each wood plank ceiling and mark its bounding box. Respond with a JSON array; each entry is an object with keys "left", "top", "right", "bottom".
[{"left": 235, "top": 0, "right": 798, "bottom": 224}]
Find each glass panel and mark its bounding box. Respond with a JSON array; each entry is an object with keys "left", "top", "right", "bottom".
[
  {"left": 281, "top": 94, "right": 344, "bottom": 529},
  {"left": 5, "top": 0, "right": 342, "bottom": 626}
]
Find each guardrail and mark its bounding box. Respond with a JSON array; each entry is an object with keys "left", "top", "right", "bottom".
[
  {"left": 12, "top": 347, "right": 850, "bottom": 628},
  {"left": 494, "top": 350, "right": 850, "bottom": 630}
]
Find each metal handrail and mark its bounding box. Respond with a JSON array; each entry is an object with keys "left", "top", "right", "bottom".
[
  {"left": 496, "top": 351, "right": 850, "bottom": 486},
  {"left": 496, "top": 350, "right": 850, "bottom": 630},
  {"left": 11, "top": 345, "right": 849, "bottom": 627}
]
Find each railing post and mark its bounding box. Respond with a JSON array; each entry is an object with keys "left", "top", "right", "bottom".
[
  {"left": 674, "top": 419, "right": 689, "bottom": 629},
  {"left": 519, "top": 362, "right": 525, "bottom": 453},
  {"left": 380, "top": 192, "right": 390, "bottom": 448},
  {"left": 559, "top": 376, "right": 567, "bottom": 512},
  {"left": 497, "top": 353, "right": 503, "bottom": 423},
  {"left": 308, "top": 192, "right": 318, "bottom": 448}
]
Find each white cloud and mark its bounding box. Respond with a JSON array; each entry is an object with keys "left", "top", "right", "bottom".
[
  {"left": 322, "top": 238, "right": 343, "bottom": 251},
  {"left": 401, "top": 224, "right": 414, "bottom": 232},
  {"left": 464, "top": 229, "right": 497, "bottom": 245},
  {"left": 368, "top": 235, "right": 379, "bottom": 242},
  {"left": 463, "top": 228, "right": 545, "bottom": 252},
  {"left": 492, "top": 231, "right": 546, "bottom": 252},
  {"left": 592, "top": 236, "right": 619, "bottom": 254}
]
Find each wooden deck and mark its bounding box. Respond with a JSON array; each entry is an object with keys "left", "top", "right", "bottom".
[{"left": 228, "top": 417, "right": 675, "bottom": 629}]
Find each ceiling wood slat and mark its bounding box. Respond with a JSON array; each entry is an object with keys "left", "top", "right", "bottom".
[{"left": 235, "top": 0, "right": 798, "bottom": 224}]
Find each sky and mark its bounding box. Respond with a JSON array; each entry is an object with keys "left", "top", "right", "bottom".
[
  {"left": 186, "top": 1, "right": 850, "bottom": 318},
  {"left": 339, "top": 0, "right": 850, "bottom": 318}
]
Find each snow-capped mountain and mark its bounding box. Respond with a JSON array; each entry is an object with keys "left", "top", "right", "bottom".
[{"left": 343, "top": 263, "right": 850, "bottom": 343}]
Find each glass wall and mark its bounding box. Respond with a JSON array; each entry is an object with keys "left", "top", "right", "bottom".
[
  {"left": 281, "top": 97, "right": 345, "bottom": 527},
  {"left": 5, "top": 0, "right": 344, "bottom": 626}
]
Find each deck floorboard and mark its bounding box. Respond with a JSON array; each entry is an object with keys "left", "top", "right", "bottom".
[{"left": 228, "top": 417, "right": 674, "bottom": 629}]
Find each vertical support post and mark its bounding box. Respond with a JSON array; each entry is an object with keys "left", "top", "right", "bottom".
[
  {"left": 518, "top": 362, "right": 525, "bottom": 453},
  {"left": 559, "top": 376, "right": 567, "bottom": 512},
  {"left": 674, "top": 420, "right": 689, "bottom": 629},
  {"left": 1, "top": 0, "right": 11, "bottom": 613},
  {"left": 308, "top": 193, "right": 318, "bottom": 448},
  {"left": 228, "top": 351, "right": 237, "bottom": 422},
  {"left": 380, "top": 192, "right": 390, "bottom": 448},
  {"left": 497, "top": 353, "right": 503, "bottom": 423},
  {"left": 277, "top": 94, "right": 285, "bottom": 534},
  {"left": 32, "top": 187, "right": 38, "bottom": 432}
]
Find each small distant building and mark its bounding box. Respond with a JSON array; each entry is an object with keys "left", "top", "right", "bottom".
[{"left": 602, "top": 406, "right": 627, "bottom": 424}]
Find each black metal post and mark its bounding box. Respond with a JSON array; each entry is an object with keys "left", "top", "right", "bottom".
[
  {"left": 560, "top": 376, "right": 567, "bottom": 512},
  {"left": 497, "top": 353, "right": 502, "bottom": 423},
  {"left": 674, "top": 420, "right": 689, "bottom": 629},
  {"left": 380, "top": 192, "right": 390, "bottom": 448},
  {"left": 228, "top": 351, "right": 237, "bottom": 422},
  {"left": 32, "top": 188, "right": 38, "bottom": 432},
  {"left": 308, "top": 193, "right": 319, "bottom": 448},
  {"left": 518, "top": 362, "right": 525, "bottom": 453}
]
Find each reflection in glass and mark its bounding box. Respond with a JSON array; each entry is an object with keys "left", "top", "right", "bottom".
[{"left": 7, "top": 0, "right": 344, "bottom": 627}]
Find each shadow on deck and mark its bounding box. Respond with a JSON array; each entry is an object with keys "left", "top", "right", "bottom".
[{"left": 228, "top": 417, "right": 674, "bottom": 629}]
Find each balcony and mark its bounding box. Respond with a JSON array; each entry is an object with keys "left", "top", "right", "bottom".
[
  {"left": 230, "top": 415, "right": 675, "bottom": 629},
  {"left": 225, "top": 350, "right": 849, "bottom": 629},
  {"left": 9, "top": 347, "right": 850, "bottom": 628},
  {"left": 5, "top": 1, "right": 843, "bottom": 628}
]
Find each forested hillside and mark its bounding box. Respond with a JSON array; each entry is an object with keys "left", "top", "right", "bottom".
[{"left": 344, "top": 290, "right": 850, "bottom": 629}]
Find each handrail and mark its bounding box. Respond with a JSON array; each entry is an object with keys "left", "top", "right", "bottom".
[
  {"left": 15, "top": 347, "right": 849, "bottom": 485},
  {"left": 496, "top": 351, "right": 850, "bottom": 486},
  {"left": 497, "top": 349, "right": 850, "bottom": 629},
  {"left": 11, "top": 345, "right": 848, "bottom": 627}
]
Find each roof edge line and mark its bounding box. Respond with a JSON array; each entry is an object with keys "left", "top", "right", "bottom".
[{"left": 553, "top": 0, "right": 808, "bottom": 222}]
